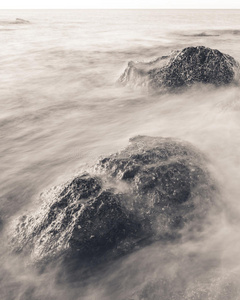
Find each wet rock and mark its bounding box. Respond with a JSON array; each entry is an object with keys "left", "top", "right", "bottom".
[
  {"left": 119, "top": 46, "right": 240, "bottom": 91},
  {"left": 10, "top": 136, "right": 216, "bottom": 267}
]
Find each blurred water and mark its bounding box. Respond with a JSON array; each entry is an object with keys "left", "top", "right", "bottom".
[{"left": 1, "top": 9, "right": 240, "bottom": 300}]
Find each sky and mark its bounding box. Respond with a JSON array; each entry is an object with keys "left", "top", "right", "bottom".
[{"left": 0, "top": 0, "right": 240, "bottom": 9}]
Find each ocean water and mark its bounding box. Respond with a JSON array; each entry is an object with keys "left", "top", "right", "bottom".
[{"left": 1, "top": 9, "right": 240, "bottom": 300}]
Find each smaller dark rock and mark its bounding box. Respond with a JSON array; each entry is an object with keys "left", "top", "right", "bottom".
[{"left": 119, "top": 46, "right": 240, "bottom": 92}]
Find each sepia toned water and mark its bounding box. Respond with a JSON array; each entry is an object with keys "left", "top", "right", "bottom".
[{"left": 1, "top": 9, "right": 240, "bottom": 300}]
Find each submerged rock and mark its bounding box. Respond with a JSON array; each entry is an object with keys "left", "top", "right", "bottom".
[
  {"left": 119, "top": 46, "right": 240, "bottom": 92},
  {"left": 10, "top": 136, "right": 216, "bottom": 267},
  {"left": 15, "top": 18, "right": 30, "bottom": 24}
]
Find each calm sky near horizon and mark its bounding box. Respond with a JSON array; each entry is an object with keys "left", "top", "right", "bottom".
[{"left": 0, "top": 0, "right": 240, "bottom": 9}]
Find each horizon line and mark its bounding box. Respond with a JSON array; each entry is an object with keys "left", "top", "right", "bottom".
[{"left": 0, "top": 8, "right": 240, "bottom": 10}]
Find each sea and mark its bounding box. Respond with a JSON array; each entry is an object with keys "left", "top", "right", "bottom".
[{"left": 1, "top": 9, "right": 240, "bottom": 300}]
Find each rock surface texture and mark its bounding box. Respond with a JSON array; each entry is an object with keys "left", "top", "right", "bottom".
[
  {"left": 11, "top": 136, "right": 215, "bottom": 267},
  {"left": 119, "top": 46, "right": 240, "bottom": 91}
]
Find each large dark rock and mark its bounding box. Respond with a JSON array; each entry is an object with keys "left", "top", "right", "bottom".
[
  {"left": 119, "top": 46, "right": 240, "bottom": 91},
  {"left": 10, "top": 136, "right": 216, "bottom": 268}
]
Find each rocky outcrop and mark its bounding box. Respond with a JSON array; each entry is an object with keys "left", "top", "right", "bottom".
[
  {"left": 10, "top": 136, "right": 216, "bottom": 268},
  {"left": 119, "top": 46, "right": 240, "bottom": 91}
]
